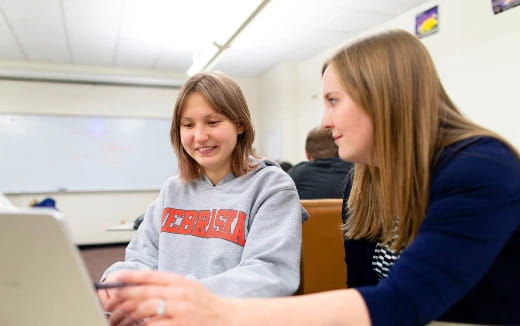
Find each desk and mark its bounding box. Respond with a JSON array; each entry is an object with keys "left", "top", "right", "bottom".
[{"left": 106, "top": 222, "right": 135, "bottom": 231}]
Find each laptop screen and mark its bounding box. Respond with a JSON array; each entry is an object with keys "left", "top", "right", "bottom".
[{"left": 0, "top": 209, "right": 109, "bottom": 326}]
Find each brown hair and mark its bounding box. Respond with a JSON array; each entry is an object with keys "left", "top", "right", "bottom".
[
  {"left": 305, "top": 127, "right": 338, "bottom": 159},
  {"left": 324, "top": 30, "right": 519, "bottom": 250},
  {"left": 170, "top": 72, "right": 258, "bottom": 181}
]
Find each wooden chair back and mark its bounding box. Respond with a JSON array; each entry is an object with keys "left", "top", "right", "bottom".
[{"left": 297, "top": 199, "right": 346, "bottom": 294}]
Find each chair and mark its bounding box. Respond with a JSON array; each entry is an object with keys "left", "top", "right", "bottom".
[{"left": 297, "top": 199, "right": 347, "bottom": 294}]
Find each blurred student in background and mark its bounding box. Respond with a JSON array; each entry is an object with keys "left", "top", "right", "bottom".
[
  {"left": 98, "top": 72, "right": 306, "bottom": 308},
  {"left": 288, "top": 127, "right": 352, "bottom": 199},
  {"left": 105, "top": 30, "right": 520, "bottom": 326},
  {"left": 278, "top": 160, "right": 293, "bottom": 172}
]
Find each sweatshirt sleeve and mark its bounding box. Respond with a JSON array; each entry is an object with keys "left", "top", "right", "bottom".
[
  {"left": 101, "top": 196, "right": 162, "bottom": 280},
  {"left": 200, "top": 171, "right": 304, "bottom": 297},
  {"left": 357, "top": 139, "right": 520, "bottom": 325}
]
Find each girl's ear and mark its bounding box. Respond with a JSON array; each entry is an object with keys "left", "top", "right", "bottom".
[{"left": 237, "top": 124, "right": 244, "bottom": 134}]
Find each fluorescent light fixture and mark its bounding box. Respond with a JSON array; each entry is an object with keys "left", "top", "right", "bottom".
[
  {"left": 0, "top": 62, "right": 184, "bottom": 88},
  {"left": 186, "top": 42, "right": 223, "bottom": 77},
  {"left": 186, "top": 0, "right": 271, "bottom": 76}
]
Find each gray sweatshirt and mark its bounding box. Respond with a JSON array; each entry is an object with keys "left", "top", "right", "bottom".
[{"left": 102, "top": 158, "right": 307, "bottom": 297}]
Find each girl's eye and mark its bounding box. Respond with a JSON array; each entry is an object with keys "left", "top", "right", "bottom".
[
  {"left": 182, "top": 123, "right": 193, "bottom": 128},
  {"left": 328, "top": 98, "right": 338, "bottom": 105},
  {"left": 208, "top": 121, "right": 220, "bottom": 125}
]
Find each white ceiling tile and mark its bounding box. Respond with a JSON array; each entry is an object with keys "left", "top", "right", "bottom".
[
  {"left": 0, "top": 0, "right": 70, "bottom": 62},
  {"left": 111, "top": 0, "right": 165, "bottom": 67},
  {"left": 0, "top": 9, "right": 24, "bottom": 59},
  {"left": 62, "top": 0, "right": 124, "bottom": 65},
  {"left": 153, "top": 46, "right": 192, "bottom": 72}
]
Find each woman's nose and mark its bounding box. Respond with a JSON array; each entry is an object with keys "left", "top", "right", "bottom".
[{"left": 321, "top": 109, "right": 333, "bottom": 129}]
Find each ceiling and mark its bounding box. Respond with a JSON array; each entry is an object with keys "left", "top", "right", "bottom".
[{"left": 0, "top": 0, "right": 431, "bottom": 79}]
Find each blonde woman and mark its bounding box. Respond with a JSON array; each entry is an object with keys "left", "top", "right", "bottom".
[{"left": 106, "top": 30, "right": 520, "bottom": 326}]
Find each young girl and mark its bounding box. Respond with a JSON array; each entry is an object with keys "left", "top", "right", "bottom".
[
  {"left": 98, "top": 72, "right": 305, "bottom": 306},
  {"left": 105, "top": 30, "right": 520, "bottom": 326}
]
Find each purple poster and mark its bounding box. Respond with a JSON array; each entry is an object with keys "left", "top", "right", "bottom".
[
  {"left": 415, "top": 6, "right": 438, "bottom": 38},
  {"left": 492, "top": 0, "right": 520, "bottom": 14}
]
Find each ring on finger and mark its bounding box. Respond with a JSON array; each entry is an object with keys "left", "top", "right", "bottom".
[{"left": 156, "top": 299, "right": 166, "bottom": 317}]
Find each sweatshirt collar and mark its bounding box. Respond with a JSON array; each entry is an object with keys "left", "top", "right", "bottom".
[{"left": 202, "top": 172, "right": 235, "bottom": 187}]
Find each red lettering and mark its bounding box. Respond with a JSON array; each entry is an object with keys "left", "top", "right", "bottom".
[
  {"left": 191, "top": 210, "right": 211, "bottom": 237},
  {"left": 212, "top": 209, "right": 228, "bottom": 235},
  {"left": 177, "top": 210, "right": 197, "bottom": 234},
  {"left": 160, "top": 209, "right": 169, "bottom": 226},
  {"left": 160, "top": 207, "right": 247, "bottom": 247},
  {"left": 206, "top": 209, "right": 218, "bottom": 237},
  {"left": 220, "top": 210, "right": 237, "bottom": 242},
  {"left": 161, "top": 208, "right": 177, "bottom": 232},
  {"left": 169, "top": 209, "right": 184, "bottom": 232},
  {"left": 231, "top": 211, "right": 246, "bottom": 246}
]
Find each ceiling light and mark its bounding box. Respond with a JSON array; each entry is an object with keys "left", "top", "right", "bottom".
[
  {"left": 186, "top": 0, "right": 271, "bottom": 76},
  {"left": 186, "top": 42, "right": 223, "bottom": 77},
  {"left": 0, "top": 61, "right": 184, "bottom": 88}
]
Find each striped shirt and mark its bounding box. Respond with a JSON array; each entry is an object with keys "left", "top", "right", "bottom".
[
  {"left": 372, "top": 220, "right": 402, "bottom": 279},
  {"left": 372, "top": 241, "right": 401, "bottom": 279}
]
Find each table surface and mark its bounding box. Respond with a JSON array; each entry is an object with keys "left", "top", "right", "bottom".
[
  {"left": 429, "top": 322, "right": 488, "bottom": 326},
  {"left": 106, "top": 222, "right": 135, "bottom": 231}
]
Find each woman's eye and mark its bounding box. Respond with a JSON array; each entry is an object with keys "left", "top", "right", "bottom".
[
  {"left": 182, "top": 123, "right": 193, "bottom": 128},
  {"left": 328, "top": 98, "right": 338, "bottom": 105},
  {"left": 208, "top": 121, "right": 220, "bottom": 125}
]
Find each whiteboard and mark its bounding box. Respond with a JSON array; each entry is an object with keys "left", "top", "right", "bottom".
[{"left": 0, "top": 113, "right": 177, "bottom": 193}]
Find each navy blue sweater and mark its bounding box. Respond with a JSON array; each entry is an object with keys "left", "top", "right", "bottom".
[{"left": 343, "top": 138, "right": 520, "bottom": 325}]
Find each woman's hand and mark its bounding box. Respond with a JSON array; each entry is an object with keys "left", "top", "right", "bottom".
[
  {"left": 97, "top": 273, "right": 123, "bottom": 310},
  {"left": 105, "top": 270, "right": 231, "bottom": 326}
]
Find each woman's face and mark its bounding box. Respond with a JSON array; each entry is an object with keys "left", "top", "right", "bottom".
[
  {"left": 321, "top": 65, "right": 374, "bottom": 165},
  {"left": 180, "top": 92, "right": 242, "bottom": 183}
]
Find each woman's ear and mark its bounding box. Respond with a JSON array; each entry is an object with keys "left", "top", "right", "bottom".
[{"left": 237, "top": 124, "right": 244, "bottom": 134}]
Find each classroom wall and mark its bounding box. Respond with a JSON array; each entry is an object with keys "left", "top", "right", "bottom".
[
  {"left": 255, "top": 62, "right": 299, "bottom": 161},
  {"left": 1, "top": 73, "right": 258, "bottom": 245},
  {"left": 375, "top": 0, "right": 520, "bottom": 150},
  {"left": 254, "top": 0, "right": 520, "bottom": 164}
]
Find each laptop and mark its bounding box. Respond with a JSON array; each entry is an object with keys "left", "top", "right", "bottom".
[{"left": 0, "top": 209, "right": 109, "bottom": 326}]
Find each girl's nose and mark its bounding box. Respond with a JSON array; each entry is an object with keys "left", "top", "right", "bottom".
[{"left": 194, "top": 126, "right": 209, "bottom": 141}]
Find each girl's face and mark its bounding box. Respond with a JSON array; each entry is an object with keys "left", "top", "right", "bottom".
[
  {"left": 180, "top": 92, "right": 243, "bottom": 184},
  {"left": 321, "top": 65, "right": 374, "bottom": 165}
]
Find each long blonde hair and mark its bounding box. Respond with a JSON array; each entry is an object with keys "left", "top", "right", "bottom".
[{"left": 326, "top": 30, "right": 518, "bottom": 250}]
